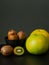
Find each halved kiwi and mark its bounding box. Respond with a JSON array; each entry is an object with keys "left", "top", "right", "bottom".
[{"left": 14, "top": 46, "right": 24, "bottom": 55}]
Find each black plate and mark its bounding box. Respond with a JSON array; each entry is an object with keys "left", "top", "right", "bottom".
[{"left": 5, "top": 37, "right": 26, "bottom": 48}]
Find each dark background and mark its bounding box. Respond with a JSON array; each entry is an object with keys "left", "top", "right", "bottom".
[{"left": 0, "top": 0, "right": 49, "bottom": 65}]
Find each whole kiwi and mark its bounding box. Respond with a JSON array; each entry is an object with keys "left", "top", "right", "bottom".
[
  {"left": 1, "top": 45, "right": 13, "bottom": 56},
  {"left": 17, "top": 31, "right": 26, "bottom": 40},
  {"left": 8, "top": 29, "right": 18, "bottom": 40}
]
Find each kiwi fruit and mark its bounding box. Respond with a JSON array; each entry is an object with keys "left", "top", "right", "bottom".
[
  {"left": 8, "top": 29, "right": 18, "bottom": 40},
  {"left": 17, "top": 31, "right": 26, "bottom": 40},
  {"left": 14, "top": 46, "right": 24, "bottom": 55},
  {"left": 8, "top": 29, "right": 17, "bottom": 36},
  {"left": 1, "top": 45, "right": 13, "bottom": 56}
]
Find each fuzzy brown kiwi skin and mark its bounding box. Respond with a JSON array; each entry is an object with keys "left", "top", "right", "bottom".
[
  {"left": 0, "top": 44, "right": 6, "bottom": 54},
  {"left": 8, "top": 29, "right": 18, "bottom": 40},
  {"left": 8, "top": 29, "right": 17, "bottom": 36},
  {"left": 17, "top": 31, "right": 26, "bottom": 40},
  {"left": 1, "top": 45, "right": 13, "bottom": 56},
  {"left": 17, "top": 31, "right": 26, "bottom": 48}
]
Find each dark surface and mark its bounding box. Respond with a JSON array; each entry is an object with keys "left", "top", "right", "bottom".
[
  {"left": 0, "top": 0, "right": 49, "bottom": 65},
  {"left": 0, "top": 51, "right": 49, "bottom": 65}
]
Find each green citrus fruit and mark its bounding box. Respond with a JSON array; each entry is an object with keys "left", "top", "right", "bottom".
[{"left": 26, "top": 34, "right": 49, "bottom": 54}]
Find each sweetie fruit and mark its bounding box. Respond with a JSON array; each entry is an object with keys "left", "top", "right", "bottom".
[
  {"left": 14, "top": 46, "right": 24, "bottom": 55},
  {"left": 1, "top": 45, "right": 13, "bottom": 56},
  {"left": 26, "top": 34, "right": 49, "bottom": 54}
]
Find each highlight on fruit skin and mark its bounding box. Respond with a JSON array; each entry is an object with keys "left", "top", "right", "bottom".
[{"left": 14, "top": 46, "right": 24, "bottom": 55}]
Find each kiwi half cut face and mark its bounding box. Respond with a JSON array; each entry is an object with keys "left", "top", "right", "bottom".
[{"left": 14, "top": 46, "right": 24, "bottom": 55}]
